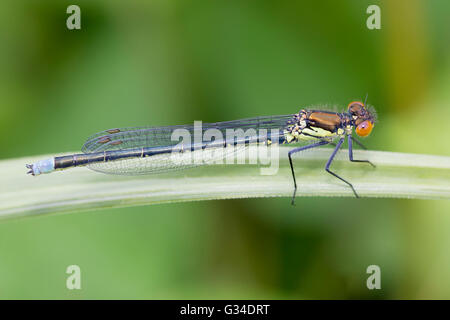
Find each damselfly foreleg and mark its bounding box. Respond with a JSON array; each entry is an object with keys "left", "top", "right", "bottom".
[
  {"left": 348, "top": 135, "right": 375, "bottom": 168},
  {"left": 351, "top": 136, "right": 368, "bottom": 150}
]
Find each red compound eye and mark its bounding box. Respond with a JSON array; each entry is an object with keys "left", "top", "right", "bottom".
[{"left": 356, "top": 120, "right": 373, "bottom": 137}]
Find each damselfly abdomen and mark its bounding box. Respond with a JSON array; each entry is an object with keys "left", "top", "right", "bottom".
[{"left": 27, "top": 100, "right": 376, "bottom": 204}]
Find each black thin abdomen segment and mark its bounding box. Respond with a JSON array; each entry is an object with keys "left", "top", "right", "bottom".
[
  {"left": 54, "top": 132, "right": 284, "bottom": 170},
  {"left": 54, "top": 147, "right": 171, "bottom": 170}
]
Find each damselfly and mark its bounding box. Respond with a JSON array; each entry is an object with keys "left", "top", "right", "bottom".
[{"left": 27, "top": 100, "right": 376, "bottom": 204}]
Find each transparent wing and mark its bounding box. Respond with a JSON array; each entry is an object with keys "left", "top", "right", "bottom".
[
  {"left": 82, "top": 115, "right": 293, "bottom": 153},
  {"left": 82, "top": 114, "right": 294, "bottom": 175}
]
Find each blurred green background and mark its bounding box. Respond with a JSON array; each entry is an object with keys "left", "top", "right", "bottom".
[{"left": 0, "top": 0, "right": 449, "bottom": 299}]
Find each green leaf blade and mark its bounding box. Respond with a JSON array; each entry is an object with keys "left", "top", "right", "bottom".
[{"left": 1, "top": 148, "right": 449, "bottom": 219}]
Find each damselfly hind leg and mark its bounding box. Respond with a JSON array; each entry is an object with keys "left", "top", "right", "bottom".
[
  {"left": 288, "top": 140, "right": 329, "bottom": 206},
  {"left": 348, "top": 135, "right": 375, "bottom": 168},
  {"left": 326, "top": 137, "right": 359, "bottom": 198}
]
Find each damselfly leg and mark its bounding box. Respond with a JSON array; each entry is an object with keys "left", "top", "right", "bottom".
[
  {"left": 351, "top": 136, "right": 368, "bottom": 150},
  {"left": 288, "top": 140, "right": 329, "bottom": 205},
  {"left": 288, "top": 135, "right": 374, "bottom": 205},
  {"left": 325, "top": 137, "right": 359, "bottom": 198},
  {"left": 348, "top": 135, "right": 376, "bottom": 168}
]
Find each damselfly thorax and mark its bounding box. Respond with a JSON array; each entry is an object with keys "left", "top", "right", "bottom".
[{"left": 284, "top": 110, "right": 350, "bottom": 143}]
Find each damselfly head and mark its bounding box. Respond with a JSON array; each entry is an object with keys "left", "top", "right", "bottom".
[{"left": 347, "top": 101, "right": 376, "bottom": 137}]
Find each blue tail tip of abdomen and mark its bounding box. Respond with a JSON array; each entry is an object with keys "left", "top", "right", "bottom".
[{"left": 26, "top": 158, "right": 55, "bottom": 176}]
